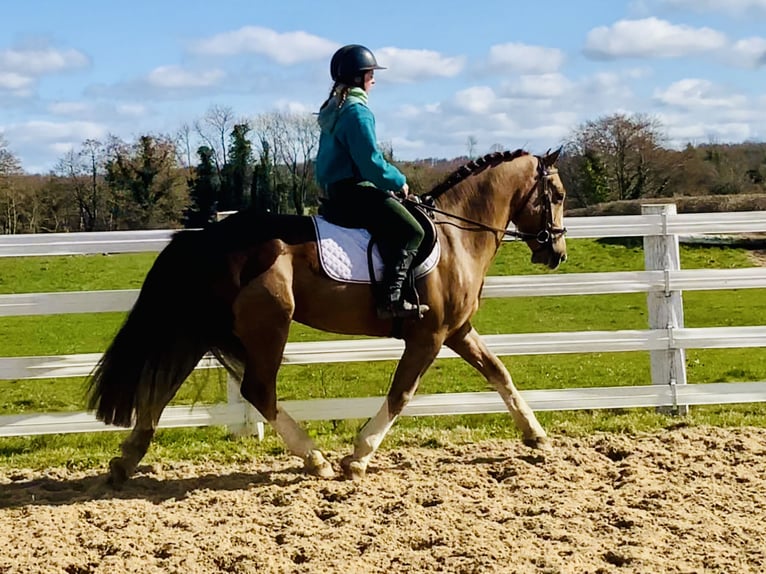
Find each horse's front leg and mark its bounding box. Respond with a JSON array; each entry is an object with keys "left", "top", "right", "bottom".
[
  {"left": 341, "top": 337, "right": 442, "bottom": 481},
  {"left": 445, "top": 324, "right": 549, "bottom": 449}
]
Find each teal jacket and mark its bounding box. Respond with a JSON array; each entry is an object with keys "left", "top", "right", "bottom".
[{"left": 315, "top": 88, "right": 406, "bottom": 192}]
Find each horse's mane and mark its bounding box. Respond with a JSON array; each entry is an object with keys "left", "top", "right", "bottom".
[{"left": 426, "top": 149, "right": 530, "bottom": 200}]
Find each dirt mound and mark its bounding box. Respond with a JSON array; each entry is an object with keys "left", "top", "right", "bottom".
[{"left": 1, "top": 426, "right": 765, "bottom": 573}]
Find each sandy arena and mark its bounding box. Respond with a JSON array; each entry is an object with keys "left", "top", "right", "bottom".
[{"left": 1, "top": 425, "right": 764, "bottom": 574}]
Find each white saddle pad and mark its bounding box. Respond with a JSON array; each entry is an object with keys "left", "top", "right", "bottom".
[{"left": 312, "top": 215, "right": 440, "bottom": 284}]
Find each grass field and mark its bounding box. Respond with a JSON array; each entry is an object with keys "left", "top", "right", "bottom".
[{"left": 1, "top": 238, "right": 765, "bottom": 470}]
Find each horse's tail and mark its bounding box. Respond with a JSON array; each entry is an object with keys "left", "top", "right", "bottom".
[{"left": 87, "top": 228, "right": 244, "bottom": 427}]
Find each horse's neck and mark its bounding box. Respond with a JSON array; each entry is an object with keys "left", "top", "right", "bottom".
[{"left": 436, "top": 178, "right": 513, "bottom": 269}]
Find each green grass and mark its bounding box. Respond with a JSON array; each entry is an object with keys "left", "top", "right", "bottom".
[{"left": 1, "top": 239, "right": 765, "bottom": 471}]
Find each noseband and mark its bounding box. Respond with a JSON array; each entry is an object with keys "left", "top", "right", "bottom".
[{"left": 416, "top": 156, "right": 567, "bottom": 247}]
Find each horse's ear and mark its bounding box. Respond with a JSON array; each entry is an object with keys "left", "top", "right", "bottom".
[{"left": 542, "top": 146, "right": 562, "bottom": 168}]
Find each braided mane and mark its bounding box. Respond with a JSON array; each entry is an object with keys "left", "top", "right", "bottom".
[{"left": 427, "top": 149, "right": 530, "bottom": 200}]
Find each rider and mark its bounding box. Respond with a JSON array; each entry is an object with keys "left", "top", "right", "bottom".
[{"left": 315, "top": 44, "right": 429, "bottom": 320}]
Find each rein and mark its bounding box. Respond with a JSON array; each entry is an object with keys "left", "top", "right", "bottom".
[{"left": 415, "top": 156, "right": 567, "bottom": 245}]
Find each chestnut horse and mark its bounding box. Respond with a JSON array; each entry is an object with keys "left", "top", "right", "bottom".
[{"left": 87, "top": 148, "right": 567, "bottom": 485}]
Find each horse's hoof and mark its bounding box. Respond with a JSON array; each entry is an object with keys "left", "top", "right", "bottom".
[
  {"left": 523, "top": 435, "right": 552, "bottom": 451},
  {"left": 305, "top": 451, "right": 334, "bottom": 479},
  {"left": 340, "top": 455, "right": 366, "bottom": 481},
  {"left": 107, "top": 457, "right": 131, "bottom": 488}
]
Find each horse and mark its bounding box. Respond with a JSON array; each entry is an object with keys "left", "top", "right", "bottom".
[{"left": 87, "top": 148, "right": 567, "bottom": 485}]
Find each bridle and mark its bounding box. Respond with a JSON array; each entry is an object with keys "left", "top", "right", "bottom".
[{"left": 414, "top": 156, "right": 567, "bottom": 247}]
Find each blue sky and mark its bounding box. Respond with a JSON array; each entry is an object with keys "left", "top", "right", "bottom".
[{"left": 2, "top": 0, "right": 766, "bottom": 173}]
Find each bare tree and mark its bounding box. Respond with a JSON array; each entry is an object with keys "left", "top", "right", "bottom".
[
  {"left": 252, "top": 111, "right": 321, "bottom": 215},
  {"left": 0, "top": 134, "right": 23, "bottom": 233},
  {"left": 175, "top": 122, "right": 196, "bottom": 178},
  {"left": 466, "top": 135, "right": 478, "bottom": 159},
  {"left": 489, "top": 143, "right": 505, "bottom": 154},
  {"left": 252, "top": 112, "right": 287, "bottom": 212},
  {"left": 276, "top": 113, "right": 320, "bottom": 215},
  {"left": 54, "top": 139, "right": 109, "bottom": 231},
  {"left": 194, "top": 105, "right": 235, "bottom": 176},
  {"left": 0, "top": 134, "right": 22, "bottom": 177},
  {"left": 566, "top": 113, "right": 670, "bottom": 202}
]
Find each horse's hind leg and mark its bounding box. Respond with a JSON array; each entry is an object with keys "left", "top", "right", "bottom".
[
  {"left": 445, "top": 325, "right": 549, "bottom": 449},
  {"left": 109, "top": 380, "right": 186, "bottom": 487},
  {"left": 234, "top": 267, "right": 333, "bottom": 478},
  {"left": 341, "top": 336, "right": 442, "bottom": 481}
]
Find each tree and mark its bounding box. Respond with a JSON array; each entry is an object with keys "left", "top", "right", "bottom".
[
  {"left": 0, "top": 134, "right": 21, "bottom": 177},
  {"left": 184, "top": 145, "right": 220, "bottom": 227},
  {"left": 273, "top": 112, "right": 319, "bottom": 215},
  {"left": 566, "top": 113, "right": 670, "bottom": 202},
  {"left": 54, "top": 139, "right": 109, "bottom": 231},
  {"left": 466, "top": 135, "right": 478, "bottom": 159},
  {"left": 220, "top": 123, "right": 253, "bottom": 211},
  {"left": 105, "top": 134, "right": 187, "bottom": 229},
  {"left": 489, "top": 143, "right": 505, "bottom": 154},
  {"left": 175, "top": 122, "right": 196, "bottom": 180},
  {"left": 558, "top": 148, "right": 610, "bottom": 207},
  {"left": 251, "top": 138, "right": 275, "bottom": 213},
  {"left": 0, "top": 135, "right": 23, "bottom": 233},
  {"left": 194, "top": 105, "right": 235, "bottom": 177},
  {"left": 252, "top": 112, "right": 321, "bottom": 215}
]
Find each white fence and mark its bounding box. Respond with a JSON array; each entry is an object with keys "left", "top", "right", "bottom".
[{"left": 1, "top": 205, "right": 766, "bottom": 438}]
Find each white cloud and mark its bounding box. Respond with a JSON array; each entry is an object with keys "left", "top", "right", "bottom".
[
  {"left": 660, "top": 114, "right": 754, "bottom": 145},
  {"left": 48, "top": 100, "right": 149, "bottom": 120},
  {"left": 730, "top": 37, "right": 766, "bottom": 68},
  {"left": 272, "top": 99, "right": 313, "bottom": 114},
  {"left": 0, "top": 72, "right": 33, "bottom": 91},
  {"left": 48, "top": 101, "right": 92, "bottom": 115},
  {"left": 0, "top": 47, "right": 89, "bottom": 75},
  {"left": 502, "top": 73, "right": 573, "bottom": 99},
  {"left": 146, "top": 65, "right": 225, "bottom": 89},
  {"left": 584, "top": 17, "right": 726, "bottom": 59},
  {"left": 116, "top": 103, "right": 148, "bottom": 117},
  {"left": 0, "top": 45, "right": 89, "bottom": 100},
  {"left": 5, "top": 120, "right": 108, "bottom": 171},
  {"left": 453, "top": 86, "right": 498, "bottom": 115},
  {"left": 374, "top": 48, "right": 465, "bottom": 82},
  {"left": 7, "top": 120, "right": 106, "bottom": 144},
  {"left": 191, "top": 26, "right": 337, "bottom": 64},
  {"left": 487, "top": 43, "right": 565, "bottom": 73},
  {"left": 579, "top": 72, "right": 634, "bottom": 101},
  {"left": 654, "top": 78, "right": 747, "bottom": 109}
]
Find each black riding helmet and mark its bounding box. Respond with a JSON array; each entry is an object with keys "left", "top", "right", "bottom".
[{"left": 330, "top": 44, "right": 385, "bottom": 87}]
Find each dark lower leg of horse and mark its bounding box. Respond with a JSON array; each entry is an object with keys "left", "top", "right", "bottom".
[
  {"left": 341, "top": 340, "right": 441, "bottom": 481},
  {"left": 108, "top": 383, "right": 185, "bottom": 487},
  {"left": 109, "top": 427, "right": 154, "bottom": 488},
  {"left": 445, "top": 326, "right": 549, "bottom": 449}
]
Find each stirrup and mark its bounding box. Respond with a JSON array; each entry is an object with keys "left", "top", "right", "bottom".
[{"left": 377, "top": 300, "right": 430, "bottom": 320}]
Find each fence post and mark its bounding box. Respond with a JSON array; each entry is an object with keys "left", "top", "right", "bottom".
[
  {"left": 226, "top": 374, "right": 265, "bottom": 440},
  {"left": 642, "top": 203, "right": 688, "bottom": 415}
]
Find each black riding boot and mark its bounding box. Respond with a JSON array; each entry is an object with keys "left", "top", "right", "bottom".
[{"left": 377, "top": 249, "right": 430, "bottom": 320}]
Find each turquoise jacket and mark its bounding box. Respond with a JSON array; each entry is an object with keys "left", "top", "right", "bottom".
[{"left": 315, "top": 88, "right": 406, "bottom": 192}]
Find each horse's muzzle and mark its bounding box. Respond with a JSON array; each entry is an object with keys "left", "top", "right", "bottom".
[{"left": 531, "top": 245, "right": 567, "bottom": 269}]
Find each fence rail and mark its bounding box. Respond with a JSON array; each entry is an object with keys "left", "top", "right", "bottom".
[{"left": 1, "top": 207, "right": 765, "bottom": 438}]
